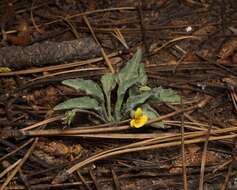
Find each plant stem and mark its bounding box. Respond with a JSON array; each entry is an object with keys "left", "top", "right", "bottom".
[
  {"left": 101, "top": 105, "right": 109, "bottom": 122},
  {"left": 107, "top": 95, "right": 113, "bottom": 121}
]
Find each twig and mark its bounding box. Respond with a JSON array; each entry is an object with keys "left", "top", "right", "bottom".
[
  {"left": 0, "top": 138, "right": 38, "bottom": 190},
  {"left": 64, "top": 133, "right": 175, "bottom": 139},
  {"left": 23, "top": 125, "right": 130, "bottom": 137},
  {"left": 43, "top": 7, "right": 136, "bottom": 28},
  {"left": 30, "top": 0, "right": 42, "bottom": 33},
  {"left": 152, "top": 36, "right": 200, "bottom": 54},
  {"left": 111, "top": 169, "right": 121, "bottom": 190},
  {"left": 112, "top": 29, "right": 129, "bottom": 49},
  {"left": 77, "top": 171, "right": 92, "bottom": 190},
  {"left": 52, "top": 133, "right": 237, "bottom": 184},
  {"left": 83, "top": 15, "right": 115, "bottom": 73},
  {"left": 166, "top": 103, "right": 198, "bottom": 126},
  {"left": 137, "top": 0, "right": 149, "bottom": 53},
  {"left": 20, "top": 115, "right": 63, "bottom": 132},
  {"left": 0, "top": 159, "right": 22, "bottom": 179},
  {"left": 89, "top": 170, "right": 100, "bottom": 190},
  {"left": 230, "top": 90, "right": 237, "bottom": 112},
  {"left": 199, "top": 119, "right": 212, "bottom": 190},
  {"left": 220, "top": 138, "right": 237, "bottom": 190},
  {"left": 0, "top": 52, "right": 118, "bottom": 76},
  {"left": 0, "top": 139, "right": 34, "bottom": 162},
  {"left": 212, "top": 159, "right": 232, "bottom": 174},
  {"left": 1, "top": 7, "right": 136, "bottom": 37},
  {"left": 181, "top": 98, "right": 188, "bottom": 190},
  {"left": 148, "top": 96, "right": 210, "bottom": 125},
  {"left": 19, "top": 169, "right": 31, "bottom": 190}
]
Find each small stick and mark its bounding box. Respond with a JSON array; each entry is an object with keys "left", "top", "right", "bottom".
[
  {"left": 111, "top": 169, "right": 121, "bottom": 190},
  {"left": 181, "top": 97, "right": 188, "bottom": 190},
  {"left": 0, "top": 138, "right": 38, "bottom": 190},
  {"left": 137, "top": 0, "right": 149, "bottom": 53},
  {"left": 77, "top": 171, "right": 92, "bottom": 190},
  {"left": 20, "top": 115, "right": 63, "bottom": 132},
  {"left": 166, "top": 103, "right": 198, "bottom": 125},
  {"left": 199, "top": 119, "right": 212, "bottom": 190},
  {"left": 0, "top": 52, "right": 118, "bottom": 76},
  {"left": 0, "top": 138, "right": 34, "bottom": 162},
  {"left": 52, "top": 133, "right": 237, "bottom": 184},
  {"left": 89, "top": 169, "right": 100, "bottom": 190},
  {"left": 83, "top": 15, "right": 115, "bottom": 73},
  {"left": 220, "top": 138, "right": 237, "bottom": 190},
  {"left": 19, "top": 169, "right": 31, "bottom": 189},
  {"left": 0, "top": 159, "right": 22, "bottom": 179}
]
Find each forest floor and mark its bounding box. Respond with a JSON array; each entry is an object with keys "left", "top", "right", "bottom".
[{"left": 0, "top": 0, "right": 237, "bottom": 190}]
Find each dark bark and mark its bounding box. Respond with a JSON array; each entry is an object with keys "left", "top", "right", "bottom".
[{"left": 0, "top": 37, "right": 100, "bottom": 69}]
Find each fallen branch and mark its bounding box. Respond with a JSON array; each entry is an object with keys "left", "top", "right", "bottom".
[{"left": 0, "top": 38, "right": 100, "bottom": 69}]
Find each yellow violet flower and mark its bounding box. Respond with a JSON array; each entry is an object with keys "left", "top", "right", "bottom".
[{"left": 130, "top": 107, "right": 148, "bottom": 128}]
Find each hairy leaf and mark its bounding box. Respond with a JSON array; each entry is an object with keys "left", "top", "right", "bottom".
[
  {"left": 125, "top": 91, "right": 154, "bottom": 112},
  {"left": 153, "top": 87, "right": 181, "bottom": 103},
  {"left": 101, "top": 73, "right": 117, "bottom": 121},
  {"left": 62, "top": 79, "right": 104, "bottom": 102},
  {"left": 141, "top": 104, "right": 165, "bottom": 128},
  {"left": 101, "top": 73, "right": 117, "bottom": 99},
  {"left": 54, "top": 97, "right": 100, "bottom": 111},
  {"left": 138, "top": 63, "right": 147, "bottom": 85},
  {"left": 115, "top": 49, "right": 143, "bottom": 119},
  {"left": 118, "top": 49, "right": 142, "bottom": 85}
]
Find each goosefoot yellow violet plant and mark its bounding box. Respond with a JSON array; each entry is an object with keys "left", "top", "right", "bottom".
[{"left": 54, "top": 49, "right": 180, "bottom": 128}]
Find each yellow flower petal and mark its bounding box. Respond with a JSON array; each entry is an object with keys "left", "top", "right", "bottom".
[
  {"left": 130, "top": 115, "right": 148, "bottom": 128},
  {"left": 136, "top": 115, "right": 148, "bottom": 128},
  {"left": 130, "top": 119, "right": 136, "bottom": 127},
  {"left": 134, "top": 107, "right": 142, "bottom": 118}
]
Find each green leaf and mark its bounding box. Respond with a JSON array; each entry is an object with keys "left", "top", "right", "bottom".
[
  {"left": 54, "top": 97, "right": 100, "bottom": 111},
  {"left": 125, "top": 91, "right": 154, "bottom": 112},
  {"left": 138, "top": 63, "right": 147, "bottom": 85},
  {"left": 125, "top": 87, "right": 180, "bottom": 118},
  {"left": 115, "top": 78, "right": 140, "bottom": 120},
  {"left": 62, "top": 79, "right": 105, "bottom": 102},
  {"left": 141, "top": 104, "right": 165, "bottom": 128},
  {"left": 115, "top": 49, "right": 143, "bottom": 120},
  {"left": 101, "top": 73, "right": 117, "bottom": 121},
  {"left": 153, "top": 87, "right": 181, "bottom": 103},
  {"left": 101, "top": 73, "right": 117, "bottom": 98},
  {"left": 118, "top": 49, "right": 143, "bottom": 85}
]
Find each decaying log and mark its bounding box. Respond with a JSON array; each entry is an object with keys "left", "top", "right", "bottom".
[{"left": 0, "top": 37, "right": 100, "bottom": 69}]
